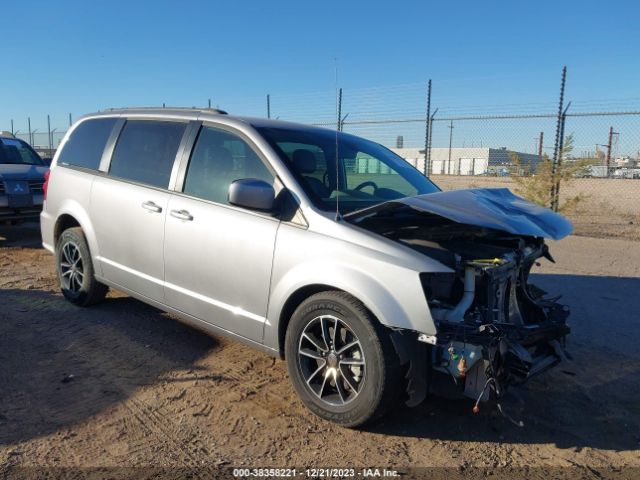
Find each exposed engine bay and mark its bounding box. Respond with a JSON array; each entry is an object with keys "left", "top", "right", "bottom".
[{"left": 350, "top": 203, "right": 571, "bottom": 417}]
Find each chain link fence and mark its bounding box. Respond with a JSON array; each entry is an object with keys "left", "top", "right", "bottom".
[
  {"left": 262, "top": 83, "right": 640, "bottom": 241},
  {"left": 4, "top": 79, "right": 639, "bottom": 240}
]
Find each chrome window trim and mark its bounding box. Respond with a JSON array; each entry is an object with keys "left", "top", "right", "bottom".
[{"left": 98, "top": 117, "right": 125, "bottom": 172}]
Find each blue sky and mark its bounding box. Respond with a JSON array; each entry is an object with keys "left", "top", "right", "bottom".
[{"left": 2, "top": 0, "right": 639, "bottom": 148}]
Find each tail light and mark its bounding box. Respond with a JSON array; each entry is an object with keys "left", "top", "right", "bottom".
[{"left": 43, "top": 169, "right": 50, "bottom": 201}]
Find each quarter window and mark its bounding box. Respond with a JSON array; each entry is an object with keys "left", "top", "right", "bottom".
[
  {"left": 183, "top": 126, "right": 273, "bottom": 204},
  {"left": 109, "top": 120, "right": 186, "bottom": 189},
  {"left": 57, "top": 118, "right": 117, "bottom": 170}
]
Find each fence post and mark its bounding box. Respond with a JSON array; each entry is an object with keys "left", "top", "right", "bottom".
[
  {"left": 340, "top": 113, "right": 349, "bottom": 132},
  {"left": 424, "top": 79, "right": 432, "bottom": 176},
  {"left": 47, "top": 115, "right": 52, "bottom": 156},
  {"left": 28, "top": 118, "right": 32, "bottom": 145},
  {"left": 551, "top": 66, "right": 567, "bottom": 211},
  {"left": 336, "top": 88, "right": 343, "bottom": 132},
  {"left": 553, "top": 102, "right": 571, "bottom": 210},
  {"left": 267, "top": 94, "right": 271, "bottom": 119},
  {"left": 427, "top": 108, "right": 438, "bottom": 176}
]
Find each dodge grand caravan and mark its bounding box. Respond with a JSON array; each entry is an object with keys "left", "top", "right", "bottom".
[{"left": 41, "top": 108, "right": 572, "bottom": 427}]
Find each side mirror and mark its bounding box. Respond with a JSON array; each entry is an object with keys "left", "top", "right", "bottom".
[{"left": 228, "top": 179, "right": 276, "bottom": 212}]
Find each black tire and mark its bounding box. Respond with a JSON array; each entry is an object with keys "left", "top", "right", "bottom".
[
  {"left": 285, "top": 291, "right": 402, "bottom": 427},
  {"left": 55, "top": 227, "right": 108, "bottom": 306}
]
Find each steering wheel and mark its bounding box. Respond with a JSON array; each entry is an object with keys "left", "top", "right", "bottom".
[{"left": 353, "top": 180, "right": 379, "bottom": 193}]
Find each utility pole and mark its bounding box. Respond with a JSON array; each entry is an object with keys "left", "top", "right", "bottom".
[
  {"left": 69, "top": 113, "right": 73, "bottom": 127},
  {"left": 28, "top": 117, "right": 32, "bottom": 145},
  {"left": 11, "top": 120, "right": 14, "bottom": 135},
  {"left": 538, "top": 131, "right": 544, "bottom": 157},
  {"left": 605, "top": 126, "right": 618, "bottom": 177},
  {"left": 447, "top": 120, "right": 454, "bottom": 174},
  {"left": 267, "top": 94, "right": 271, "bottom": 119}
]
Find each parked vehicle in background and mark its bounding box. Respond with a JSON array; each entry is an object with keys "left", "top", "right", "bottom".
[
  {"left": 612, "top": 168, "right": 640, "bottom": 179},
  {"left": 0, "top": 133, "right": 49, "bottom": 223},
  {"left": 583, "top": 165, "right": 610, "bottom": 178},
  {"left": 41, "top": 108, "right": 573, "bottom": 427}
]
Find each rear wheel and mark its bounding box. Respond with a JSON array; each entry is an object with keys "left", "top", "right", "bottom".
[
  {"left": 285, "top": 291, "right": 402, "bottom": 427},
  {"left": 55, "top": 227, "right": 108, "bottom": 306}
]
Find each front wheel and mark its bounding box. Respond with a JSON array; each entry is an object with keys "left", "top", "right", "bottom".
[
  {"left": 55, "top": 227, "right": 108, "bottom": 306},
  {"left": 285, "top": 291, "right": 402, "bottom": 427}
]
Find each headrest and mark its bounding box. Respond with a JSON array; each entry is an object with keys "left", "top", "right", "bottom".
[{"left": 292, "top": 149, "right": 317, "bottom": 174}]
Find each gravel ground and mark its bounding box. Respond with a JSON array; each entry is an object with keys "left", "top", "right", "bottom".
[{"left": 0, "top": 223, "right": 639, "bottom": 479}]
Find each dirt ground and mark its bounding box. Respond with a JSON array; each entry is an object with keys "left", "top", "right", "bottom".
[{"left": 1, "top": 223, "right": 639, "bottom": 479}]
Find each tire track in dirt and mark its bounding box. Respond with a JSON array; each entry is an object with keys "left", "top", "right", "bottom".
[{"left": 2, "top": 225, "right": 640, "bottom": 473}]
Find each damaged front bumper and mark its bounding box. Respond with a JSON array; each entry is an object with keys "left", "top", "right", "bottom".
[
  {"left": 432, "top": 310, "right": 570, "bottom": 404},
  {"left": 394, "top": 242, "right": 571, "bottom": 412}
]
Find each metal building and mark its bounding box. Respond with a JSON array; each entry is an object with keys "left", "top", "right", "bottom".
[{"left": 391, "top": 147, "right": 542, "bottom": 175}]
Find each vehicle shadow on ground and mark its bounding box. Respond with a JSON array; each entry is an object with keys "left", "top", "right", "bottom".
[
  {"left": 1, "top": 274, "right": 639, "bottom": 452},
  {"left": 0, "top": 223, "right": 42, "bottom": 248},
  {"left": 0, "top": 288, "right": 218, "bottom": 447},
  {"left": 368, "top": 273, "right": 640, "bottom": 452}
]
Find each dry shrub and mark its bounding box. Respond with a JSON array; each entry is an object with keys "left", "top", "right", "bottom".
[{"left": 510, "top": 134, "right": 589, "bottom": 214}]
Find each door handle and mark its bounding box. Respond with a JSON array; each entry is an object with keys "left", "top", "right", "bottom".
[
  {"left": 142, "top": 201, "right": 162, "bottom": 213},
  {"left": 170, "top": 209, "right": 194, "bottom": 221}
]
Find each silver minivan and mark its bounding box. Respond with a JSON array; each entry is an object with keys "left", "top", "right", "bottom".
[{"left": 41, "top": 108, "right": 572, "bottom": 426}]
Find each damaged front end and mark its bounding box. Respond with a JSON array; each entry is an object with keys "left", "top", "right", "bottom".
[
  {"left": 346, "top": 189, "right": 573, "bottom": 413},
  {"left": 418, "top": 234, "right": 570, "bottom": 409}
]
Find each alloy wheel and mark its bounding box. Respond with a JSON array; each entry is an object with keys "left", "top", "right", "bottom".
[
  {"left": 297, "top": 314, "right": 366, "bottom": 406},
  {"left": 59, "top": 241, "right": 84, "bottom": 293}
]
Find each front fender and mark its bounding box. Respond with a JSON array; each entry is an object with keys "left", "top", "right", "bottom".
[{"left": 264, "top": 225, "right": 439, "bottom": 351}]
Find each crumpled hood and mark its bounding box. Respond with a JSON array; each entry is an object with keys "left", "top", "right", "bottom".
[
  {"left": 0, "top": 164, "right": 48, "bottom": 181},
  {"left": 345, "top": 188, "right": 573, "bottom": 240}
]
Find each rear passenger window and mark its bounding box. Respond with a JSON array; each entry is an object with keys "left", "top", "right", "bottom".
[
  {"left": 109, "top": 120, "right": 186, "bottom": 189},
  {"left": 57, "top": 118, "right": 117, "bottom": 170},
  {"left": 183, "top": 126, "right": 274, "bottom": 204}
]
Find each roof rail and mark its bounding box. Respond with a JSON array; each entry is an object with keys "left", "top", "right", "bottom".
[{"left": 104, "top": 106, "right": 228, "bottom": 115}]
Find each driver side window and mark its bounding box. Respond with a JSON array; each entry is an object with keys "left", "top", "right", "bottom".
[
  {"left": 183, "top": 126, "right": 274, "bottom": 205},
  {"left": 346, "top": 153, "right": 394, "bottom": 189},
  {"left": 345, "top": 151, "right": 418, "bottom": 199}
]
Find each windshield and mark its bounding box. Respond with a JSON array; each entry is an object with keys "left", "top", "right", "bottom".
[
  {"left": 257, "top": 126, "right": 439, "bottom": 213},
  {"left": 0, "top": 138, "right": 44, "bottom": 165}
]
